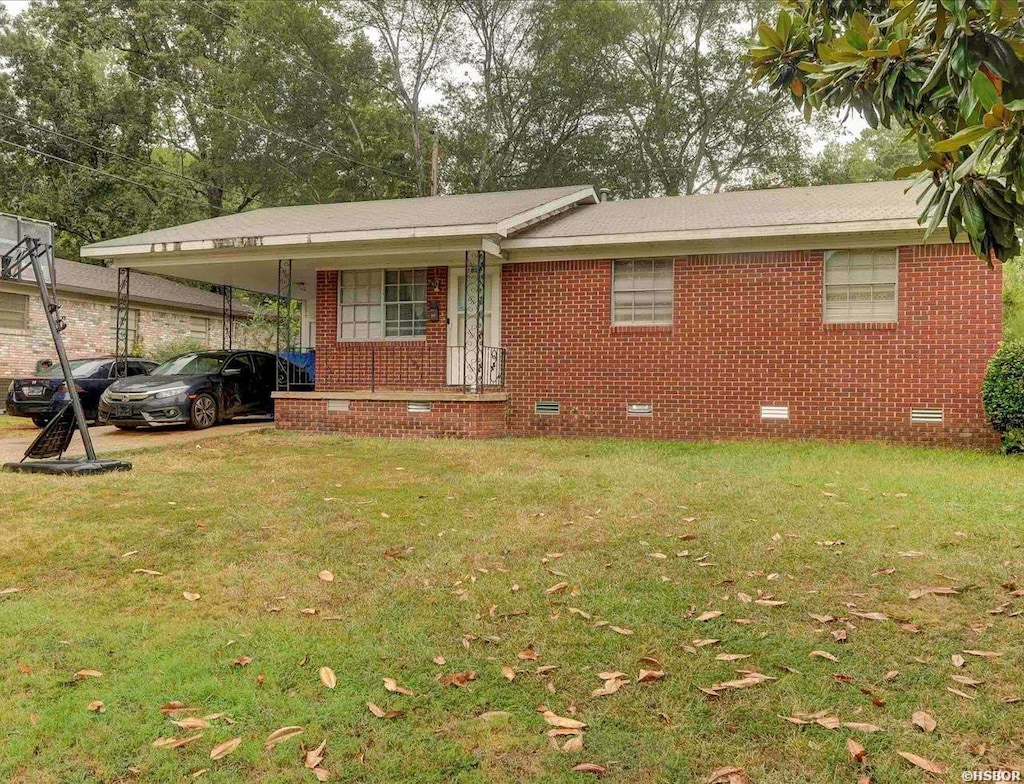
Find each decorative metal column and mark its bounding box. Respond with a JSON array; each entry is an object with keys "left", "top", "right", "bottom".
[
  {"left": 115, "top": 267, "right": 131, "bottom": 377},
  {"left": 463, "top": 249, "right": 486, "bottom": 393},
  {"left": 221, "top": 284, "right": 234, "bottom": 349},
  {"left": 275, "top": 259, "right": 293, "bottom": 391}
]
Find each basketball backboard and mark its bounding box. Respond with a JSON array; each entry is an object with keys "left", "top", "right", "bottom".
[{"left": 0, "top": 212, "right": 54, "bottom": 282}]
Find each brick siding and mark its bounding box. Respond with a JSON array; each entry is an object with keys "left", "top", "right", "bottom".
[
  {"left": 275, "top": 397, "right": 506, "bottom": 438},
  {"left": 299, "top": 243, "right": 1001, "bottom": 447}
]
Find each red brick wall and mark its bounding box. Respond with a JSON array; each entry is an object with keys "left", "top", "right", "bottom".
[
  {"left": 275, "top": 397, "right": 506, "bottom": 439},
  {"left": 314, "top": 267, "right": 450, "bottom": 391},
  {"left": 500, "top": 245, "right": 1002, "bottom": 447}
]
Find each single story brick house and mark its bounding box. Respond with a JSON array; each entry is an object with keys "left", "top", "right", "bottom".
[
  {"left": 80, "top": 181, "right": 1003, "bottom": 447},
  {"left": 0, "top": 257, "right": 242, "bottom": 389}
]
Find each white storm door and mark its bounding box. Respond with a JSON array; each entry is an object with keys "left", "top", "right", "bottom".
[{"left": 446, "top": 266, "right": 501, "bottom": 385}]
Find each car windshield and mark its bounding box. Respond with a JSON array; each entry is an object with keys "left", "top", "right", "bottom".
[
  {"left": 151, "top": 353, "right": 225, "bottom": 376},
  {"left": 42, "top": 359, "right": 109, "bottom": 379}
]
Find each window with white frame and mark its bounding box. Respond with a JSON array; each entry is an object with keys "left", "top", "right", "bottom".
[
  {"left": 0, "top": 291, "right": 29, "bottom": 330},
  {"left": 339, "top": 268, "right": 427, "bottom": 340},
  {"left": 110, "top": 306, "right": 141, "bottom": 347},
  {"left": 823, "top": 249, "right": 898, "bottom": 323},
  {"left": 612, "top": 259, "right": 674, "bottom": 325},
  {"left": 190, "top": 316, "right": 211, "bottom": 345}
]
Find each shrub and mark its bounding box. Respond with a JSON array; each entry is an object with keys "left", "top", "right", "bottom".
[
  {"left": 982, "top": 339, "right": 1024, "bottom": 453},
  {"left": 148, "top": 337, "right": 208, "bottom": 363}
]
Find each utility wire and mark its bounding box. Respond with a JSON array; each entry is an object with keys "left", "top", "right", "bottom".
[
  {"left": 0, "top": 137, "right": 213, "bottom": 207},
  {"left": 48, "top": 31, "right": 418, "bottom": 185},
  {"left": 0, "top": 109, "right": 279, "bottom": 210}
]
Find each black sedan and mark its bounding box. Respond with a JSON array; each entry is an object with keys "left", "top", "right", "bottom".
[
  {"left": 5, "top": 357, "right": 157, "bottom": 427},
  {"left": 97, "top": 350, "right": 312, "bottom": 430}
]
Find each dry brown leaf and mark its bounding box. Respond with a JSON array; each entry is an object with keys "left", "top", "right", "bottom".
[
  {"left": 264, "top": 726, "right": 304, "bottom": 748},
  {"left": 545, "top": 582, "right": 569, "bottom": 594},
  {"left": 912, "top": 711, "right": 936, "bottom": 733},
  {"left": 478, "top": 711, "right": 511, "bottom": 720},
  {"left": 592, "top": 678, "right": 627, "bottom": 697},
  {"left": 562, "top": 735, "right": 584, "bottom": 753},
  {"left": 318, "top": 570, "right": 334, "bottom": 582},
  {"left": 692, "top": 638, "right": 721, "bottom": 647},
  {"left": 132, "top": 569, "right": 163, "bottom": 576},
  {"left": 637, "top": 669, "right": 665, "bottom": 683},
  {"left": 754, "top": 599, "right": 787, "bottom": 607},
  {"left": 715, "top": 653, "right": 751, "bottom": 662},
  {"left": 153, "top": 734, "right": 203, "bottom": 750},
  {"left": 75, "top": 669, "right": 103, "bottom": 680},
  {"left": 963, "top": 650, "right": 1002, "bottom": 658},
  {"left": 809, "top": 650, "right": 838, "bottom": 662},
  {"left": 896, "top": 751, "right": 946, "bottom": 775},
  {"left": 542, "top": 710, "right": 587, "bottom": 730},
  {"left": 947, "top": 687, "right": 976, "bottom": 700},
  {"left": 908, "top": 586, "right": 958, "bottom": 599},
  {"left": 609, "top": 626, "right": 633, "bottom": 635},
  {"left": 304, "top": 739, "right": 327, "bottom": 769},
  {"left": 366, "top": 702, "right": 403, "bottom": 719},
  {"left": 232, "top": 655, "right": 252, "bottom": 667},
  {"left": 440, "top": 671, "right": 476, "bottom": 687},
  {"left": 172, "top": 717, "right": 211, "bottom": 730},
  {"left": 209, "top": 737, "right": 241, "bottom": 760},
  {"left": 571, "top": 763, "right": 607, "bottom": 775},
  {"left": 432, "top": 655, "right": 446, "bottom": 665},
  {"left": 704, "top": 766, "right": 752, "bottom": 784},
  {"left": 950, "top": 674, "right": 983, "bottom": 687},
  {"left": 597, "top": 671, "right": 627, "bottom": 681},
  {"left": 517, "top": 648, "right": 539, "bottom": 661},
  {"left": 884, "top": 670, "right": 900, "bottom": 681},
  {"left": 697, "top": 610, "right": 723, "bottom": 621},
  {"left": 183, "top": 592, "right": 201, "bottom": 602},
  {"left": 160, "top": 701, "right": 194, "bottom": 716},
  {"left": 382, "top": 677, "right": 413, "bottom": 696},
  {"left": 850, "top": 611, "right": 888, "bottom": 621},
  {"left": 843, "top": 722, "right": 884, "bottom": 733},
  {"left": 501, "top": 665, "right": 516, "bottom": 681},
  {"left": 951, "top": 654, "right": 965, "bottom": 668},
  {"left": 87, "top": 700, "right": 105, "bottom": 713},
  {"left": 846, "top": 737, "right": 867, "bottom": 763},
  {"left": 312, "top": 768, "right": 330, "bottom": 782},
  {"left": 319, "top": 667, "right": 337, "bottom": 689},
  {"left": 808, "top": 613, "right": 835, "bottom": 623}
]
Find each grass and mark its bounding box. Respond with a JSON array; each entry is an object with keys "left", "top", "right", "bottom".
[
  {"left": 1, "top": 432, "right": 1022, "bottom": 783},
  {"left": 0, "top": 413, "right": 36, "bottom": 434}
]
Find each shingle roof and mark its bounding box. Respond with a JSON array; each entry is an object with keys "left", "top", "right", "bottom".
[
  {"left": 512, "top": 181, "right": 923, "bottom": 240},
  {"left": 20, "top": 258, "right": 229, "bottom": 314},
  {"left": 85, "top": 185, "right": 594, "bottom": 249}
]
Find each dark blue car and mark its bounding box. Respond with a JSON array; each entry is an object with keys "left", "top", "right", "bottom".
[{"left": 4, "top": 356, "right": 157, "bottom": 427}]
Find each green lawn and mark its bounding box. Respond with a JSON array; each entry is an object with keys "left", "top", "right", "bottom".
[
  {"left": 0, "top": 412, "right": 36, "bottom": 433},
  {"left": 1, "top": 433, "right": 1022, "bottom": 783}
]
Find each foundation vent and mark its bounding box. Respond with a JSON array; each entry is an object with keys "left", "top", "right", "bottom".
[
  {"left": 407, "top": 402, "right": 432, "bottom": 414},
  {"left": 910, "top": 408, "right": 943, "bottom": 424},
  {"left": 327, "top": 399, "right": 351, "bottom": 413},
  {"left": 535, "top": 400, "right": 561, "bottom": 416},
  {"left": 627, "top": 402, "right": 653, "bottom": 417},
  {"left": 760, "top": 405, "right": 790, "bottom": 421}
]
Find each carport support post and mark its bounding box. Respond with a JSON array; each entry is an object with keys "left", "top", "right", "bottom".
[
  {"left": 275, "top": 259, "right": 293, "bottom": 392},
  {"left": 463, "top": 249, "right": 485, "bottom": 393},
  {"left": 221, "top": 285, "right": 233, "bottom": 350},
  {"left": 115, "top": 267, "right": 131, "bottom": 378}
]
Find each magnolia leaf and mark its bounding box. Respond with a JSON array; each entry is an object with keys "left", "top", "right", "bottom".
[
  {"left": 382, "top": 677, "right": 413, "bottom": 696},
  {"left": 932, "top": 125, "right": 992, "bottom": 152},
  {"left": 542, "top": 711, "right": 587, "bottom": 730},
  {"left": 571, "top": 763, "right": 607, "bottom": 775},
  {"left": 897, "top": 751, "right": 946, "bottom": 774},
  {"left": 318, "top": 570, "right": 334, "bottom": 582},
  {"left": 562, "top": 734, "right": 584, "bottom": 753},
  {"left": 264, "top": 726, "right": 304, "bottom": 748},
  {"left": 912, "top": 711, "right": 936, "bottom": 733},
  {"left": 209, "top": 737, "right": 242, "bottom": 760},
  {"left": 319, "top": 667, "right": 337, "bottom": 689},
  {"left": 846, "top": 737, "right": 867, "bottom": 763}
]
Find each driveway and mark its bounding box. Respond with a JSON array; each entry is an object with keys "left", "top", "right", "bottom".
[{"left": 0, "top": 420, "right": 272, "bottom": 464}]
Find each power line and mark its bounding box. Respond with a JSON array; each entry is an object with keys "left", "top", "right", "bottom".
[
  {"left": 0, "top": 109, "right": 279, "bottom": 209},
  {"left": 0, "top": 137, "right": 212, "bottom": 207},
  {"left": 48, "top": 31, "right": 418, "bottom": 185}
]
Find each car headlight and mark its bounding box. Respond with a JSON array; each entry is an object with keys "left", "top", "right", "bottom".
[
  {"left": 6, "top": 381, "right": 13, "bottom": 396},
  {"left": 100, "top": 388, "right": 114, "bottom": 402},
  {"left": 152, "top": 385, "right": 188, "bottom": 400}
]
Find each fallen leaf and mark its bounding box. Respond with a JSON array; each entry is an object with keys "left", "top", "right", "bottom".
[
  {"left": 592, "top": 677, "right": 628, "bottom": 696},
  {"left": 264, "top": 726, "right": 304, "bottom": 748},
  {"left": 697, "top": 611, "right": 723, "bottom": 622},
  {"left": 963, "top": 650, "right": 1002, "bottom": 658},
  {"left": 183, "top": 592, "right": 201, "bottom": 602},
  {"left": 715, "top": 653, "right": 751, "bottom": 662},
  {"left": 704, "top": 766, "right": 752, "bottom": 783},
  {"left": 232, "top": 656, "right": 252, "bottom": 668},
  {"left": 545, "top": 582, "right": 569, "bottom": 594},
  {"left": 950, "top": 674, "right": 983, "bottom": 687},
  {"left": 896, "top": 751, "right": 946, "bottom": 775},
  {"left": 809, "top": 613, "right": 835, "bottom": 623},
  {"left": 87, "top": 700, "right": 105, "bottom": 713},
  {"left": 75, "top": 669, "right": 103, "bottom": 680},
  {"left": 432, "top": 656, "right": 446, "bottom": 665},
  {"left": 951, "top": 654, "right": 965, "bottom": 668},
  {"left": 543, "top": 711, "right": 587, "bottom": 730},
  {"left": 609, "top": 626, "right": 633, "bottom": 635},
  {"left": 637, "top": 669, "right": 664, "bottom": 683},
  {"left": 210, "top": 737, "right": 241, "bottom": 760},
  {"left": 850, "top": 611, "right": 888, "bottom": 622},
  {"left": 440, "top": 671, "right": 476, "bottom": 687},
  {"left": 884, "top": 670, "right": 899, "bottom": 681},
  {"left": 153, "top": 735, "right": 203, "bottom": 749},
  {"left": 319, "top": 667, "right": 337, "bottom": 689},
  {"left": 908, "top": 586, "right": 959, "bottom": 600},
  {"left": 478, "top": 711, "right": 511, "bottom": 720},
  {"left": 562, "top": 735, "right": 584, "bottom": 753},
  {"left": 383, "top": 677, "right": 413, "bottom": 696},
  {"left": 304, "top": 739, "right": 327, "bottom": 769},
  {"left": 172, "top": 717, "right": 211, "bottom": 730},
  {"left": 132, "top": 569, "right": 163, "bottom": 576},
  {"left": 912, "top": 711, "right": 936, "bottom": 733},
  {"left": 843, "top": 722, "right": 884, "bottom": 733},
  {"left": 367, "top": 702, "right": 403, "bottom": 719},
  {"left": 571, "top": 763, "right": 607, "bottom": 775},
  {"left": 809, "top": 650, "right": 838, "bottom": 662},
  {"left": 517, "top": 647, "right": 539, "bottom": 661},
  {"left": 846, "top": 737, "right": 867, "bottom": 763},
  {"left": 754, "top": 599, "right": 787, "bottom": 607},
  {"left": 501, "top": 665, "right": 516, "bottom": 681},
  {"left": 318, "top": 570, "right": 334, "bottom": 582}
]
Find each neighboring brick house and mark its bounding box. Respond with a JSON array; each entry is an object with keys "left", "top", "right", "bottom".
[
  {"left": 81, "top": 182, "right": 1004, "bottom": 447},
  {"left": 0, "top": 258, "right": 241, "bottom": 389}
]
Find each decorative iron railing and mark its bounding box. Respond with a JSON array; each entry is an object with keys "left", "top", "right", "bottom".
[{"left": 333, "top": 343, "right": 505, "bottom": 392}]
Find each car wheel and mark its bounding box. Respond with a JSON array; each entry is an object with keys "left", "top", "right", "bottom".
[
  {"left": 31, "top": 416, "right": 50, "bottom": 428},
  {"left": 190, "top": 393, "right": 218, "bottom": 430}
]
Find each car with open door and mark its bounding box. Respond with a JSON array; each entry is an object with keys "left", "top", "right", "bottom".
[
  {"left": 97, "top": 349, "right": 311, "bottom": 430},
  {"left": 5, "top": 357, "right": 157, "bottom": 427}
]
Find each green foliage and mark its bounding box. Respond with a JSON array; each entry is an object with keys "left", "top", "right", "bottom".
[
  {"left": 148, "top": 337, "right": 207, "bottom": 363},
  {"left": 1003, "top": 259, "right": 1024, "bottom": 340},
  {"left": 750, "top": 0, "right": 1024, "bottom": 262},
  {"left": 983, "top": 337, "right": 1024, "bottom": 451}
]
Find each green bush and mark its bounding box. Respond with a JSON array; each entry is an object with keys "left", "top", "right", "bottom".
[
  {"left": 148, "top": 338, "right": 208, "bottom": 363},
  {"left": 1004, "top": 261, "right": 1024, "bottom": 342},
  {"left": 982, "top": 339, "right": 1024, "bottom": 453}
]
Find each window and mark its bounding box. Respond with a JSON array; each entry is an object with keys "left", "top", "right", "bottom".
[
  {"left": 339, "top": 268, "right": 427, "bottom": 340},
  {"left": 824, "top": 250, "right": 898, "bottom": 323},
  {"left": 612, "top": 259, "right": 673, "bottom": 325},
  {"left": 111, "top": 306, "right": 141, "bottom": 347},
  {"left": 190, "top": 316, "right": 211, "bottom": 345},
  {"left": 0, "top": 291, "right": 28, "bottom": 330}
]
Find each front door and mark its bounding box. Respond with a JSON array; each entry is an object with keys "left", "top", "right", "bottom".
[{"left": 447, "top": 266, "right": 501, "bottom": 386}]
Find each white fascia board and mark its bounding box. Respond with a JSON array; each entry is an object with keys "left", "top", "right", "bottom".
[
  {"left": 496, "top": 187, "right": 599, "bottom": 236},
  {"left": 502, "top": 217, "right": 933, "bottom": 251}
]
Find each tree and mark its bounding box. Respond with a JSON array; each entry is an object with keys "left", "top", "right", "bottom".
[{"left": 750, "top": 0, "right": 1024, "bottom": 262}]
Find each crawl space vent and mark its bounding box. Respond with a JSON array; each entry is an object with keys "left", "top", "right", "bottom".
[
  {"left": 760, "top": 405, "right": 790, "bottom": 421},
  {"left": 534, "top": 400, "right": 561, "bottom": 416},
  {"left": 910, "top": 408, "right": 943, "bottom": 424},
  {"left": 627, "top": 402, "right": 653, "bottom": 416},
  {"left": 327, "top": 399, "right": 350, "bottom": 413},
  {"left": 407, "top": 402, "right": 432, "bottom": 414}
]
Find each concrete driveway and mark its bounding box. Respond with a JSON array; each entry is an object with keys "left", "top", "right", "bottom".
[{"left": 0, "top": 420, "right": 272, "bottom": 463}]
